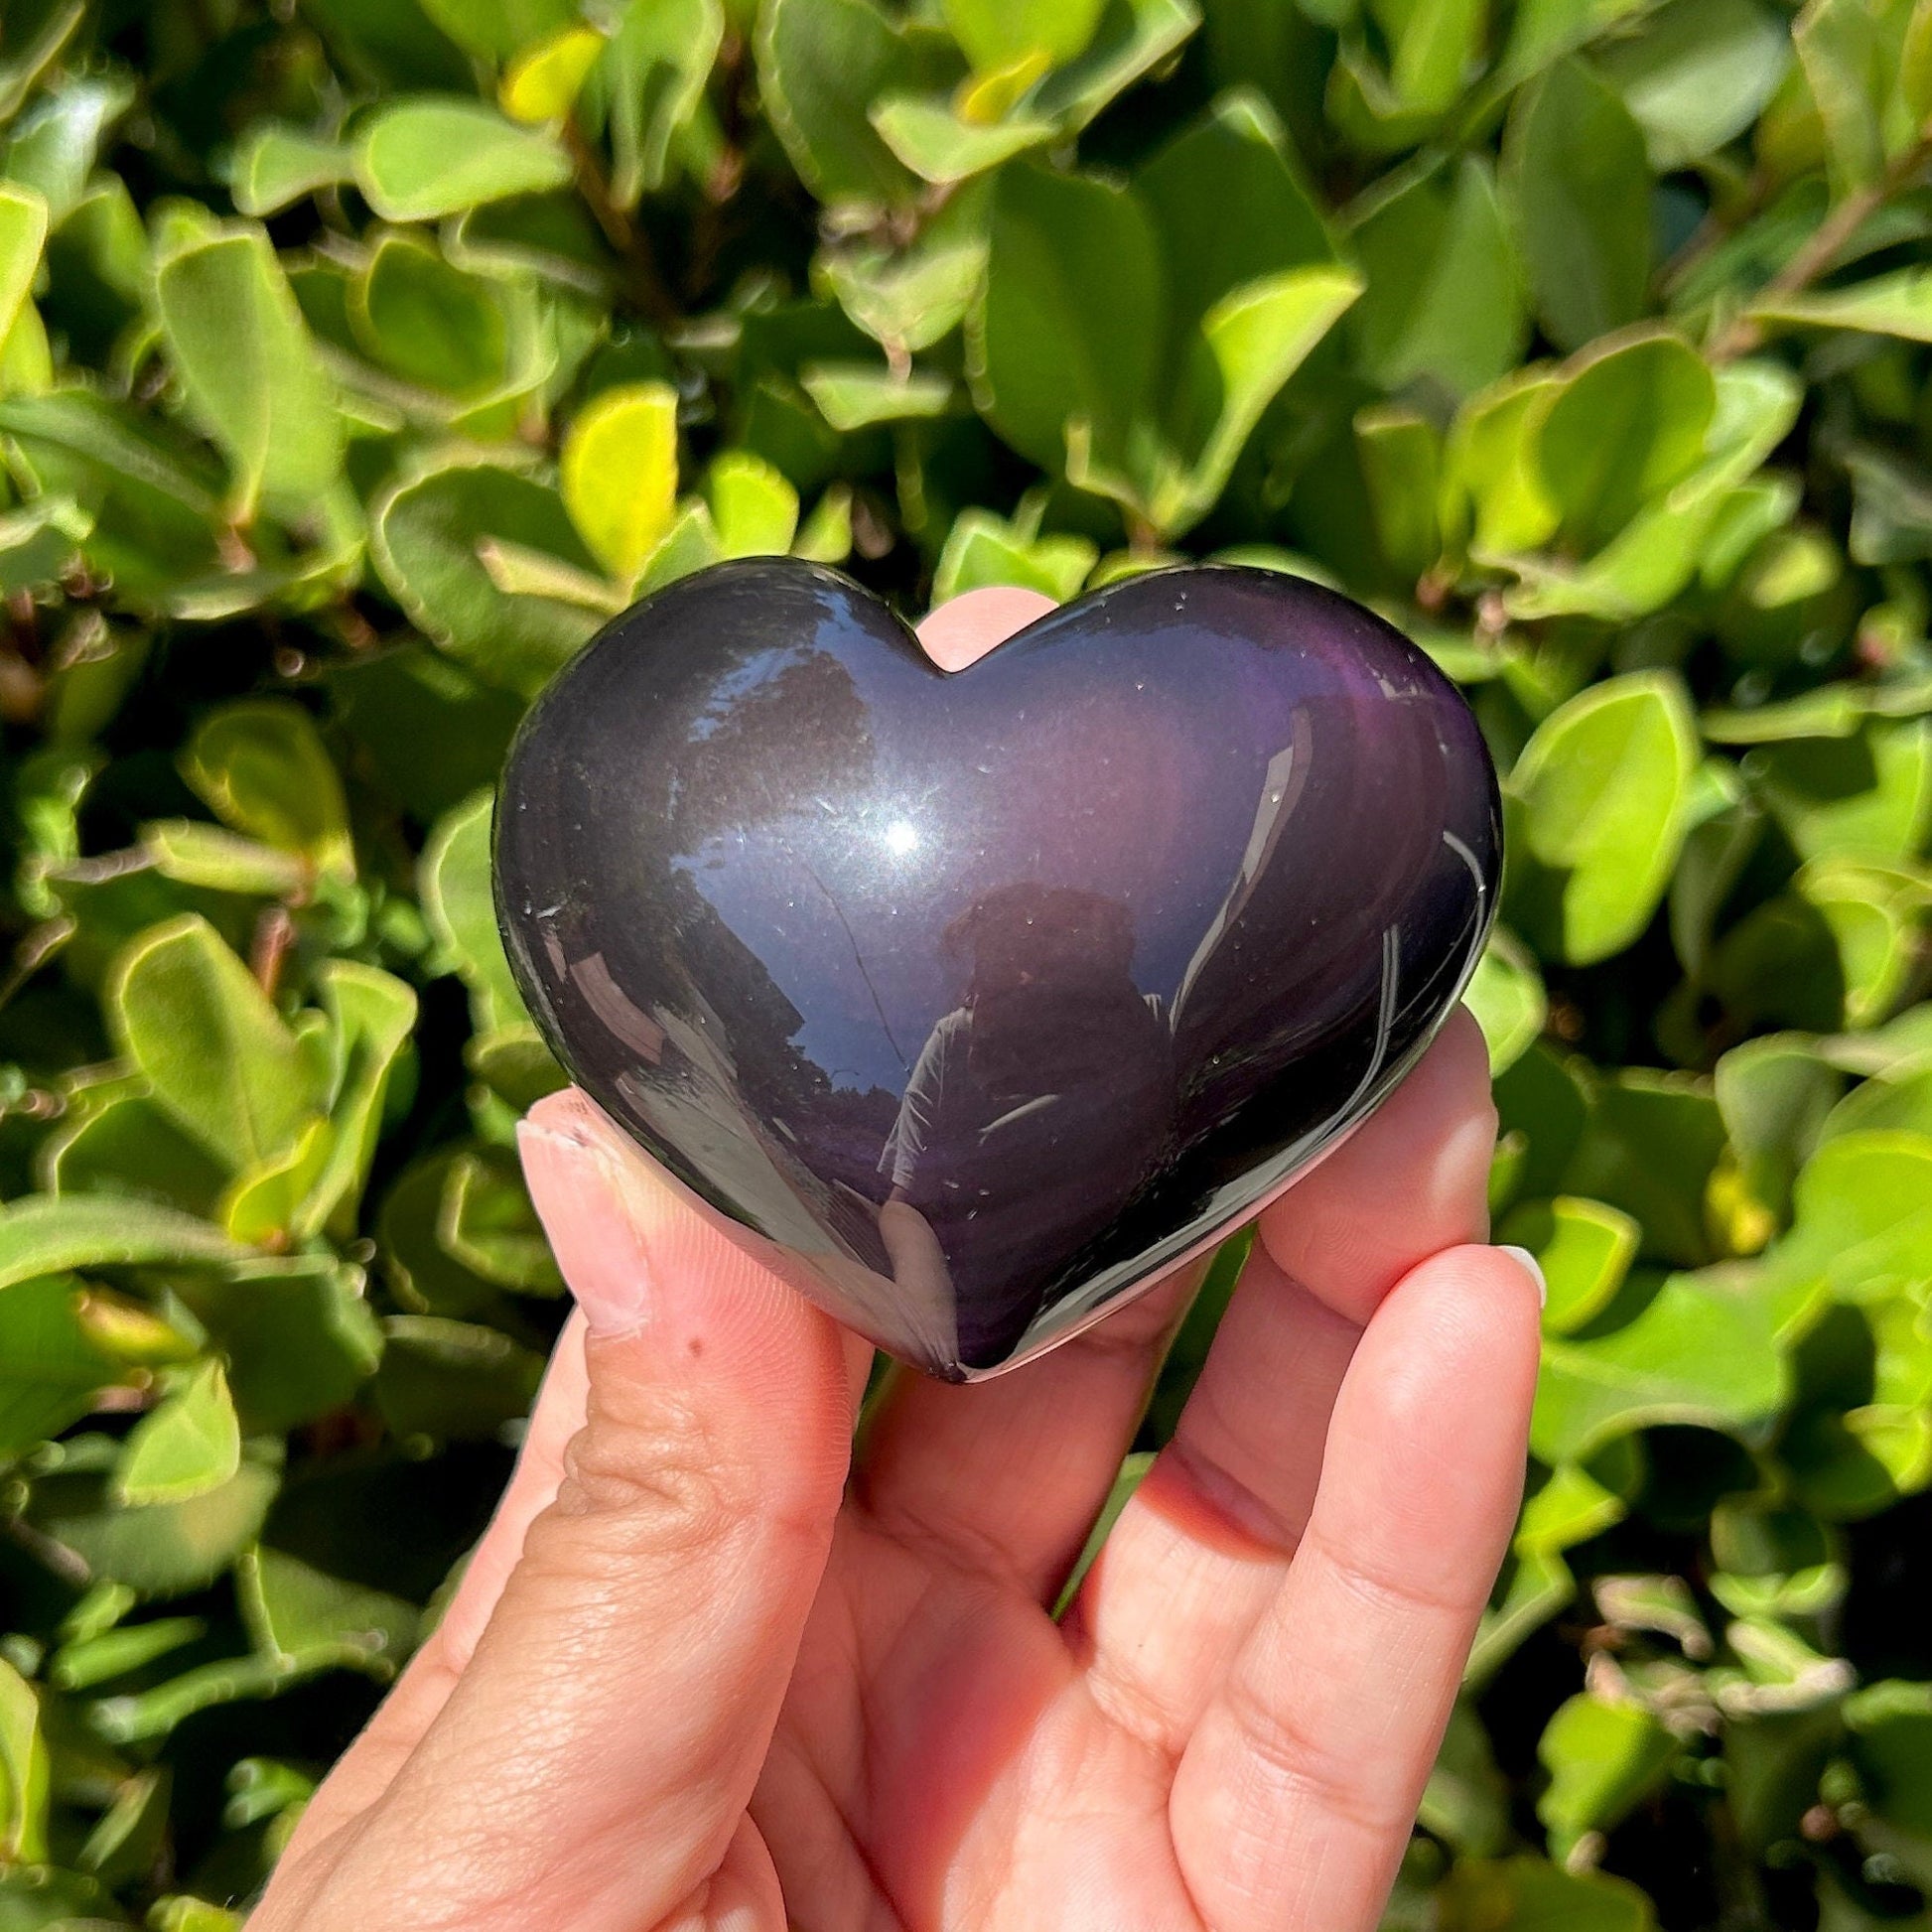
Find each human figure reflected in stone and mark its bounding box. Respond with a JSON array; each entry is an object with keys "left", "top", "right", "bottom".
[{"left": 877, "top": 883, "right": 1178, "bottom": 1371}]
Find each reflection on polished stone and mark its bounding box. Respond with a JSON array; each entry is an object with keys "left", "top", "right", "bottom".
[{"left": 494, "top": 558, "right": 1502, "bottom": 1379}]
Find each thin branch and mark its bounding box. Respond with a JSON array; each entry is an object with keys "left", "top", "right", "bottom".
[
  {"left": 564, "top": 119, "right": 681, "bottom": 330},
  {"left": 1711, "top": 133, "right": 1932, "bottom": 361}
]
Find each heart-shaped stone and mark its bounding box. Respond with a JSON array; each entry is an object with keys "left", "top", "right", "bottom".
[{"left": 494, "top": 558, "right": 1500, "bottom": 1379}]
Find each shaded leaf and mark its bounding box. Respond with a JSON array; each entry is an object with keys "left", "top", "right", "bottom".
[{"left": 1503, "top": 59, "right": 1653, "bottom": 352}]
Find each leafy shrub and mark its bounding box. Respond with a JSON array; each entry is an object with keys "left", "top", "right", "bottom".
[{"left": 0, "top": 0, "right": 1930, "bottom": 1923}]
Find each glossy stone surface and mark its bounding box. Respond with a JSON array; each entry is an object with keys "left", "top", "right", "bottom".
[{"left": 494, "top": 558, "right": 1501, "bottom": 1379}]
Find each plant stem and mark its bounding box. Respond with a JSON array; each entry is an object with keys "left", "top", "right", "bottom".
[
  {"left": 1711, "top": 133, "right": 1932, "bottom": 360},
  {"left": 565, "top": 119, "right": 680, "bottom": 331}
]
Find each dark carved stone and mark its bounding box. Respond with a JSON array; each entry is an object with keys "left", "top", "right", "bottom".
[{"left": 495, "top": 558, "right": 1501, "bottom": 1379}]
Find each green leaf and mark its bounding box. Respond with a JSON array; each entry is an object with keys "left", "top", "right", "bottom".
[
  {"left": 1348, "top": 156, "right": 1527, "bottom": 402},
  {"left": 152, "top": 1896, "right": 245, "bottom": 1932},
  {"left": 1443, "top": 367, "right": 1563, "bottom": 559},
  {"left": 371, "top": 459, "right": 604, "bottom": 695},
  {"left": 237, "top": 1543, "right": 417, "bottom": 1678},
  {"left": 181, "top": 1258, "right": 382, "bottom": 1435},
  {"left": 1030, "top": 0, "right": 1199, "bottom": 127},
  {"left": 602, "top": 0, "right": 725, "bottom": 205},
  {"left": 1518, "top": 1459, "right": 1632, "bottom": 1556},
  {"left": 1150, "top": 263, "right": 1362, "bottom": 536},
  {"left": 438, "top": 1147, "right": 564, "bottom": 1293},
  {"left": 414, "top": 0, "right": 575, "bottom": 61},
  {"left": 801, "top": 360, "right": 955, "bottom": 430},
  {"left": 1535, "top": 333, "right": 1716, "bottom": 554},
  {"left": 181, "top": 698, "right": 353, "bottom": 878},
  {"left": 50, "top": 1615, "right": 206, "bottom": 1692},
  {"left": 1131, "top": 91, "right": 1355, "bottom": 530},
  {"left": 633, "top": 496, "right": 725, "bottom": 592},
  {"left": 1597, "top": 0, "right": 1790, "bottom": 168},
  {"left": 1532, "top": 1267, "right": 1790, "bottom": 1462},
  {"left": 30, "top": 1440, "right": 281, "bottom": 1596},
  {"left": 1749, "top": 266, "right": 1932, "bottom": 342},
  {"left": 1801, "top": 857, "right": 1924, "bottom": 1029},
  {"left": 0, "top": 1657, "right": 50, "bottom": 1863},
  {"left": 114, "top": 1360, "right": 241, "bottom": 1508},
  {"left": 106, "top": 915, "right": 326, "bottom": 1175},
  {"left": 560, "top": 380, "right": 679, "bottom": 581},
  {"left": 1465, "top": 925, "right": 1547, "bottom": 1073},
  {"left": 228, "top": 124, "right": 354, "bottom": 215},
  {"left": 869, "top": 94, "right": 1056, "bottom": 184},
  {"left": 1469, "top": 1546, "right": 1577, "bottom": 1688},
  {"left": 933, "top": 505, "right": 1096, "bottom": 601},
  {"left": 943, "top": 0, "right": 1108, "bottom": 70},
  {"left": 141, "top": 821, "right": 311, "bottom": 898},
  {"left": 1717, "top": 1033, "right": 1844, "bottom": 1222},
  {"left": 353, "top": 97, "right": 573, "bottom": 222},
  {"left": 706, "top": 451, "right": 800, "bottom": 557},
  {"left": 1747, "top": 720, "right": 1932, "bottom": 867},
  {"left": 0, "top": 184, "right": 49, "bottom": 354},
  {"left": 1422, "top": 1701, "right": 1512, "bottom": 1858},
  {"left": 221, "top": 1117, "right": 336, "bottom": 1247},
  {"left": 1500, "top": 1194, "right": 1641, "bottom": 1333},
  {"left": 0, "top": 1276, "right": 120, "bottom": 1456},
  {"left": 1770, "top": 1129, "right": 1932, "bottom": 1307},
  {"left": 373, "top": 1314, "right": 545, "bottom": 1440},
  {"left": 1376, "top": 0, "right": 1487, "bottom": 111},
  {"left": 300, "top": 960, "right": 419, "bottom": 1240},
  {"left": 1794, "top": 0, "right": 1923, "bottom": 196},
  {"left": 969, "top": 160, "right": 1164, "bottom": 484},
  {"left": 1566, "top": 1069, "right": 1728, "bottom": 1267},
  {"left": 0, "top": 1, "right": 85, "bottom": 123},
  {"left": 818, "top": 186, "right": 991, "bottom": 356},
  {"left": 348, "top": 231, "right": 509, "bottom": 397},
  {"left": 1436, "top": 1856, "right": 1660, "bottom": 1930},
  {"left": 756, "top": 0, "right": 936, "bottom": 209},
  {"left": 1356, "top": 403, "right": 1443, "bottom": 581},
  {"left": 422, "top": 789, "right": 527, "bottom": 1033},
  {"left": 499, "top": 23, "right": 607, "bottom": 124},
  {"left": 1, "top": 74, "right": 132, "bottom": 223},
  {"left": 1505, "top": 671, "right": 1700, "bottom": 965},
  {"left": 152, "top": 223, "right": 345, "bottom": 520},
  {"left": 1503, "top": 58, "right": 1653, "bottom": 353},
  {"left": 0, "top": 1194, "right": 242, "bottom": 1292},
  {"left": 0, "top": 391, "right": 224, "bottom": 606},
  {"left": 1845, "top": 1679, "right": 1932, "bottom": 1837},
  {"left": 79, "top": 1762, "right": 170, "bottom": 1887},
  {"left": 1537, "top": 1693, "right": 1679, "bottom": 1860}
]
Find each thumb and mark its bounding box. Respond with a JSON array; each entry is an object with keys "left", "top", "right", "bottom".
[{"left": 316, "top": 1089, "right": 856, "bottom": 1931}]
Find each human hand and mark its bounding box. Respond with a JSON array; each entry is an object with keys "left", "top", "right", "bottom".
[{"left": 251, "top": 588, "right": 1543, "bottom": 1932}]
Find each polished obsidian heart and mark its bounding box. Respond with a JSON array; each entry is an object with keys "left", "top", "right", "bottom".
[{"left": 494, "top": 558, "right": 1500, "bottom": 1379}]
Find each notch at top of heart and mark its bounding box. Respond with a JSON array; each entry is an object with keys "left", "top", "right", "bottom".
[{"left": 915, "top": 586, "right": 1059, "bottom": 672}]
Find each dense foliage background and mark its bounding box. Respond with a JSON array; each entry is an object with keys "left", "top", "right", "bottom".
[{"left": 0, "top": 0, "right": 1930, "bottom": 1922}]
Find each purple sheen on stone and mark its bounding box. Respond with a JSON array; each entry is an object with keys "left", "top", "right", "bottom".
[{"left": 493, "top": 557, "right": 1502, "bottom": 1380}]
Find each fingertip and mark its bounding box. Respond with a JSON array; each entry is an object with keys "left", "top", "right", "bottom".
[
  {"left": 1378, "top": 1241, "right": 1545, "bottom": 1411},
  {"left": 1255, "top": 1014, "right": 1499, "bottom": 1325},
  {"left": 915, "top": 585, "right": 1058, "bottom": 670},
  {"left": 519, "top": 1084, "right": 632, "bottom": 1164}
]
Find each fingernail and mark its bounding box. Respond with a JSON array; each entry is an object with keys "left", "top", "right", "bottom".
[
  {"left": 1498, "top": 1244, "right": 1547, "bottom": 1309},
  {"left": 517, "top": 1097, "right": 665, "bottom": 1337}
]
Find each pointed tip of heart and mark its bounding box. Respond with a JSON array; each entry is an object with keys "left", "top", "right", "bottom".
[{"left": 915, "top": 587, "right": 1060, "bottom": 671}]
